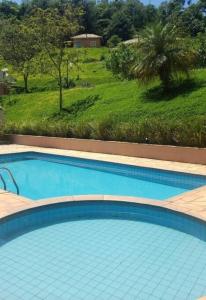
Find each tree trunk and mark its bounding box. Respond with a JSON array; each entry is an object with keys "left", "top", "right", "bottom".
[
  {"left": 66, "top": 59, "right": 69, "bottom": 88},
  {"left": 23, "top": 73, "right": 29, "bottom": 93},
  {"left": 159, "top": 67, "right": 171, "bottom": 92},
  {"left": 58, "top": 68, "right": 63, "bottom": 112}
]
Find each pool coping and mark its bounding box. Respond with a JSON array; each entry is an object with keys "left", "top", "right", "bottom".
[
  {"left": 0, "top": 189, "right": 206, "bottom": 220},
  {"left": 0, "top": 144, "right": 205, "bottom": 222}
]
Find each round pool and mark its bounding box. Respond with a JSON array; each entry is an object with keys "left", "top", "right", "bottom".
[{"left": 0, "top": 201, "right": 206, "bottom": 300}]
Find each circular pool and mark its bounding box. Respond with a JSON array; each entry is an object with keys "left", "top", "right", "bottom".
[{"left": 0, "top": 201, "right": 206, "bottom": 300}]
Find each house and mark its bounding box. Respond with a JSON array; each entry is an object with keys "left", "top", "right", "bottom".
[
  {"left": 123, "top": 37, "right": 139, "bottom": 45},
  {"left": 71, "top": 34, "right": 102, "bottom": 48}
]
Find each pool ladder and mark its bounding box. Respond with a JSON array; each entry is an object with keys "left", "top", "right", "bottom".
[{"left": 0, "top": 167, "right": 19, "bottom": 195}]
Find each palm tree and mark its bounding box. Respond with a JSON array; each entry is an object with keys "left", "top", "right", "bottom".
[{"left": 134, "top": 23, "right": 195, "bottom": 91}]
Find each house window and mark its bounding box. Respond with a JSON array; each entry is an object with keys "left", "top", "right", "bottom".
[
  {"left": 90, "top": 40, "right": 97, "bottom": 47},
  {"left": 74, "top": 41, "right": 81, "bottom": 48}
]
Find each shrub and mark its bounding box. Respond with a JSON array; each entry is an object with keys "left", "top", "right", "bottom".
[
  {"left": 71, "top": 123, "right": 94, "bottom": 139},
  {"left": 91, "top": 119, "right": 116, "bottom": 140},
  {"left": 3, "top": 117, "right": 206, "bottom": 147},
  {"left": 107, "top": 35, "right": 122, "bottom": 48},
  {"left": 63, "top": 78, "right": 76, "bottom": 89},
  {"left": 99, "top": 54, "right": 105, "bottom": 61},
  {"left": 106, "top": 44, "right": 138, "bottom": 80},
  {"left": 196, "top": 34, "right": 206, "bottom": 68}
]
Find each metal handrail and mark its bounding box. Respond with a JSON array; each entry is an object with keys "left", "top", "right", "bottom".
[
  {"left": 0, "top": 174, "right": 6, "bottom": 190},
  {"left": 0, "top": 167, "right": 19, "bottom": 195}
]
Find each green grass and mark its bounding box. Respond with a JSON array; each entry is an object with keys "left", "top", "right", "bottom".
[
  {"left": 3, "top": 69, "right": 206, "bottom": 123},
  {"left": 1, "top": 47, "right": 206, "bottom": 146}
]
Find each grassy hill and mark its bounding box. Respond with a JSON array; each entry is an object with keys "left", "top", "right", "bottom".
[{"left": 1, "top": 48, "right": 206, "bottom": 146}]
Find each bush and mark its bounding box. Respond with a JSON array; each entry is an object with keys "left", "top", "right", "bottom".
[
  {"left": 99, "top": 54, "right": 105, "bottom": 61},
  {"left": 106, "top": 44, "right": 138, "bottom": 80},
  {"left": 196, "top": 34, "right": 206, "bottom": 68},
  {"left": 63, "top": 78, "right": 76, "bottom": 89},
  {"left": 3, "top": 117, "right": 206, "bottom": 147},
  {"left": 107, "top": 35, "right": 122, "bottom": 48}
]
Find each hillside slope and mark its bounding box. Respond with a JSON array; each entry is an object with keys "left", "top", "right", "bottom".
[{"left": 1, "top": 48, "right": 206, "bottom": 127}]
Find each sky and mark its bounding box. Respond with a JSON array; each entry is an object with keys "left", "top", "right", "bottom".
[{"left": 143, "top": 0, "right": 164, "bottom": 5}]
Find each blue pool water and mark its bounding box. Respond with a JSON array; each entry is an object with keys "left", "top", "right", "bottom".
[
  {"left": 0, "top": 202, "right": 206, "bottom": 300},
  {"left": 0, "top": 152, "right": 206, "bottom": 200}
]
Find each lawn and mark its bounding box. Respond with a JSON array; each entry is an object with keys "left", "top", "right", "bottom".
[{"left": 1, "top": 47, "right": 206, "bottom": 146}]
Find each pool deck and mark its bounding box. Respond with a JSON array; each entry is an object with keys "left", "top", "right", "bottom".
[{"left": 0, "top": 144, "right": 206, "bottom": 222}]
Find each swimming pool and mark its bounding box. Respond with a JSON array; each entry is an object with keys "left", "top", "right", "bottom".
[
  {"left": 0, "top": 151, "right": 206, "bottom": 200},
  {"left": 0, "top": 201, "right": 206, "bottom": 300}
]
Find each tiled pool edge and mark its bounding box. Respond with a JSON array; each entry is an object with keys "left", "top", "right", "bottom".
[
  {"left": 1, "top": 144, "right": 206, "bottom": 175},
  {"left": 1, "top": 188, "right": 206, "bottom": 221}
]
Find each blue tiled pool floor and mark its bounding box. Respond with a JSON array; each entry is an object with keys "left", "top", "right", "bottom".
[{"left": 0, "top": 218, "right": 206, "bottom": 300}]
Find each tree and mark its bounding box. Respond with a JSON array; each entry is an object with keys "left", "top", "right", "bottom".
[
  {"left": 106, "top": 11, "right": 134, "bottom": 41},
  {"left": 64, "top": 51, "right": 75, "bottom": 89},
  {"left": 29, "top": 5, "right": 81, "bottom": 111},
  {"left": 134, "top": 23, "right": 196, "bottom": 90},
  {"left": 125, "top": 0, "right": 147, "bottom": 30},
  {"left": 180, "top": 4, "right": 206, "bottom": 36},
  {"left": 81, "top": 0, "right": 97, "bottom": 33},
  {"left": 0, "top": 1, "right": 19, "bottom": 18},
  {"left": 106, "top": 44, "right": 137, "bottom": 79},
  {"left": 0, "top": 19, "right": 39, "bottom": 93}
]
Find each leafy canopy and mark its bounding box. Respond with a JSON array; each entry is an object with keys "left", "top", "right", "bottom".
[
  {"left": 28, "top": 5, "right": 82, "bottom": 111},
  {"left": 0, "top": 18, "right": 39, "bottom": 92}
]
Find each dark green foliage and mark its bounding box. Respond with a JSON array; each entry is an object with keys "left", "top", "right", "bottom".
[
  {"left": 0, "top": 1, "right": 19, "bottom": 18},
  {"left": 63, "top": 78, "right": 76, "bottom": 89},
  {"left": 196, "top": 34, "right": 206, "bottom": 67},
  {"left": 107, "top": 35, "right": 122, "bottom": 48},
  {"left": 105, "top": 12, "right": 134, "bottom": 41},
  {"left": 99, "top": 54, "right": 105, "bottom": 61},
  {"left": 1, "top": 0, "right": 206, "bottom": 42}
]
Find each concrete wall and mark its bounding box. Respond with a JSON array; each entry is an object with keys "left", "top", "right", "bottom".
[{"left": 7, "top": 134, "right": 206, "bottom": 165}]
